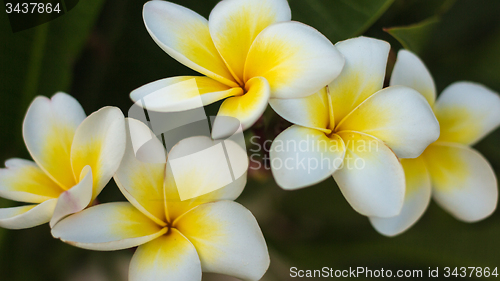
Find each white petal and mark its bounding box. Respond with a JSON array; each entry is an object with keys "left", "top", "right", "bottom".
[
  {"left": 0, "top": 158, "right": 63, "bottom": 203},
  {"left": 390, "top": 49, "right": 436, "bottom": 105},
  {"left": 129, "top": 229, "right": 201, "bottom": 281},
  {"left": 244, "top": 21, "right": 344, "bottom": 99},
  {"left": 49, "top": 166, "right": 93, "bottom": 228},
  {"left": 23, "top": 93, "right": 86, "bottom": 189},
  {"left": 130, "top": 76, "right": 242, "bottom": 112},
  {"left": 434, "top": 82, "right": 500, "bottom": 145},
  {"left": 336, "top": 86, "right": 440, "bottom": 158},
  {"left": 0, "top": 199, "right": 57, "bottom": 229},
  {"left": 175, "top": 201, "right": 269, "bottom": 281},
  {"left": 269, "top": 88, "right": 332, "bottom": 133},
  {"left": 71, "top": 107, "right": 126, "bottom": 201},
  {"left": 208, "top": 0, "right": 291, "bottom": 83},
  {"left": 423, "top": 143, "right": 498, "bottom": 222},
  {"left": 333, "top": 132, "right": 405, "bottom": 218},
  {"left": 329, "top": 36, "right": 390, "bottom": 124},
  {"left": 51, "top": 202, "right": 166, "bottom": 251},
  {"left": 270, "top": 125, "right": 345, "bottom": 190},
  {"left": 164, "top": 136, "right": 248, "bottom": 220},
  {"left": 143, "top": 1, "right": 238, "bottom": 87},
  {"left": 114, "top": 119, "right": 167, "bottom": 226},
  {"left": 369, "top": 157, "right": 431, "bottom": 236}
]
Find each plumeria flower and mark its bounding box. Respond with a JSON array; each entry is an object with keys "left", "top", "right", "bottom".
[
  {"left": 52, "top": 119, "right": 269, "bottom": 281},
  {"left": 269, "top": 37, "right": 440, "bottom": 218},
  {"left": 370, "top": 50, "right": 500, "bottom": 236},
  {"left": 130, "top": 0, "right": 344, "bottom": 137},
  {"left": 0, "top": 93, "right": 125, "bottom": 229}
]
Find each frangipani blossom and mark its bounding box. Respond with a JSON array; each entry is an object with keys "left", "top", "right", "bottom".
[
  {"left": 52, "top": 119, "right": 269, "bottom": 281},
  {"left": 130, "top": 0, "right": 344, "bottom": 137},
  {"left": 370, "top": 50, "right": 500, "bottom": 236},
  {"left": 0, "top": 93, "right": 126, "bottom": 229},
  {"left": 270, "top": 37, "right": 440, "bottom": 218}
]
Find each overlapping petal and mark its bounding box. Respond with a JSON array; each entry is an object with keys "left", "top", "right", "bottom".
[
  {"left": 49, "top": 166, "right": 93, "bottom": 228},
  {"left": 129, "top": 229, "right": 201, "bottom": 281},
  {"left": 0, "top": 158, "right": 63, "bottom": 203},
  {"left": 0, "top": 199, "right": 57, "bottom": 229},
  {"left": 52, "top": 202, "right": 166, "bottom": 251},
  {"left": 114, "top": 119, "right": 167, "bottom": 226},
  {"left": 23, "top": 93, "right": 86, "bottom": 189},
  {"left": 369, "top": 157, "right": 431, "bottom": 236},
  {"left": 175, "top": 201, "right": 269, "bottom": 281},
  {"left": 213, "top": 76, "right": 270, "bottom": 136},
  {"left": 423, "top": 143, "right": 498, "bottom": 222},
  {"left": 269, "top": 87, "right": 332, "bottom": 133},
  {"left": 143, "top": 1, "right": 238, "bottom": 87},
  {"left": 333, "top": 132, "right": 405, "bottom": 218},
  {"left": 164, "top": 136, "right": 248, "bottom": 221},
  {"left": 244, "top": 21, "right": 344, "bottom": 99},
  {"left": 390, "top": 49, "right": 436, "bottom": 105},
  {"left": 434, "top": 82, "right": 500, "bottom": 145},
  {"left": 130, "top": 76, "right": 242, "bottom": 112},
  {"left": 70, "top": 106, "right": 126, "bottom": 201},
  {"left": 329, "top": 37, "right": 390, "bottom": 124},
  {"left": 208, "top": 0, "right": 291, "bottom": 84},
  {"left": 270, "top": 126, "right": 345, "bottom": 190},
  {"left": 336, "top": 86, "right": 440, "bottom": 158}
]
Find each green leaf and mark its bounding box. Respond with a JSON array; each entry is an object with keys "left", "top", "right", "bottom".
[
  {"left": 386, "top": 16, "right": 440, "bottom": 54},
  {"left": 0, "top": 0, "right": 106, "bottom": 159},
  {"left": 288, "top": 0, "right": 395, "bottom": 42},
  {"left": 383, "top": 0, "right": 456, "bottom": 54}
]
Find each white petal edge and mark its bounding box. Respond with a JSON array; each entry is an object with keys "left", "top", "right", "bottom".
[
  {"left": 70, "top": 106, "right": 126, "bottom": 200},
  {"left": 269, "top": 88, "right": 332, "bottom": 133},
  {"left": 129, "top": 229, "right": 202, "bottom": 281},
  {"left": 369, "top": 157, "right": 432, "bottom": 236},
  {"left": 23, "top": 92, "right": 86, "bottom": 189},
  {"left": 0, "top": 158, "right": 63, "bottom": 203},
  {"left": 51, "top": 202, "right": 167, "bottom": 251},
  {"left": 425, "top": 143, "right": 498, "bottom": 222},
  {"left": 130, "top": 76, "right": 242, "bottom": 112},
  {"left": 175, "top": 201, "right": 269, "bottom": 281},
  {"left": 143, "top": 1, "right": 238, "bottom": 87},
  {"left": 49, "top": 166, "right": 93, "bottom": 228},
  {"left": 434, "top": 81, "right": 500, "bottom": 145},
  {"left": 329, "top": 36, "right": 390, "bottom": 124},
  {"left": 0, "top": 199, "right": 57, "bottom": 229},
  {"left": 336, "top": 85, "right": 440, "bottom": 159},
  {"left": 333, "top": 132, "right": 405, "bottom": 218},
  {"left": 390, "top": 49, "right": 436, "bottom": 106},
  {"left": 208, "top": 0, "right": 291, "bottom": 84},
  {"left": 270, "top": 125, "right": 345, "bottom": 190},
  {"left": 244, "top": 21, "right": 344, "bottom": 99},
  {"left": 114, "top": 118, "right": 167, "bottom": 226},
  {"left": 165, "top": 135, "right": 248, "bottom": 204}
]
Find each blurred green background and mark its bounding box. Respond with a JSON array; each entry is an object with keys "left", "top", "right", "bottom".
[{"left": 1, "top": 0, "right": 500, "bottom": 280}]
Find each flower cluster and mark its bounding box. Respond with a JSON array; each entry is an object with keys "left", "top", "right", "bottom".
[{"left": 1, "top": 0, "right": 499, "bottom": 280}]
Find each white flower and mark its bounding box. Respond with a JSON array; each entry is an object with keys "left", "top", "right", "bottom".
[
  {"left": 370, "top": 50, "right": 500, "bottom": 236},
  {"left": 0, "top": 92, "right": 126, "bottom": 229},
  {"left": 130, "top": 0, "right": 345, "bottom": 137},
  {"left": 270, "top": 37, "right": 440, "bottom": 218},
  {"left": 52, "top": 119, "right": 269, "bottom": 281}
]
